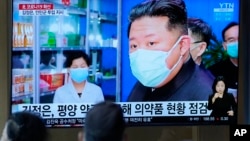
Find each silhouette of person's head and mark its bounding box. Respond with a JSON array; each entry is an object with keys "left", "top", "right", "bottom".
[
  {"left": 0, "top": 111, "right": 48, "bottom": 141},
  {"left": 78, "top": 101, "right": 126, "bottom": 141}
]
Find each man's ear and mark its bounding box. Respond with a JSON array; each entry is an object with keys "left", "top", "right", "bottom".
[
  {"left": 197, "top": 42, "right": 207, "bottom": 56},
  {"left": 179, "top": 35, "right": 191, "bottom": 56},
  {"left": 222, "top": 42, "right": 227, "bottom": 50}
]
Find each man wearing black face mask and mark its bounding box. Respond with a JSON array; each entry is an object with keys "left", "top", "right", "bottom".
[{"left": 208, "top": 22, "right": 239, "bottom": 101}]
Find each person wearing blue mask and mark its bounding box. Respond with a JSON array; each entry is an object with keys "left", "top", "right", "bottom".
[
  {"left": 208, "top": 22, "right": 239, "bottom": 101},
  {"left": 53, "top": 51, "right": 104, "bottom": 103},
  {"left": 127, "top": 0, "right": 214, "bottom": 101}
]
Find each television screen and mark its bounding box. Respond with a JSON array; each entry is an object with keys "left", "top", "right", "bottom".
[{"left": 11, "top": 0, "right": 240, "bottom": 127}]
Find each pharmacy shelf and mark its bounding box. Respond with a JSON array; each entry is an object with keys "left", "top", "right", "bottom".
[
  {"left": 12, "top": 92, "right": 33, "bottom": 101},
  {"left": 13, "top": 46, "right": 117, "bottom": 51},
  {"left": 44, "top": 0, "right": 87, "bottom": 15},
  {"left": 90, "top": 46, "right": 117, "bottom": 50},
  {"left": 11, "top": 0, "right": 119, "bottom": 104},
  {"left": 102, "top": 75, "right": 116, "bottom": 80},
  {"left": 40, "top": 46, "right": 85, "bottom": 51},
  {"left": 44, "top": 0, "right": 116, "bottom": 22},
  {"left": 12, "top": 47, "right": 33, "bottom": 51},
  {"left": 40, "top": 90, "right": 55, "bottom": 96}
]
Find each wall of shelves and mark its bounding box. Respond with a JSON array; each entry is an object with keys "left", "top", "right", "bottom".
[{"left": 11, "top": 0, "right": 119, "bottom": 104}]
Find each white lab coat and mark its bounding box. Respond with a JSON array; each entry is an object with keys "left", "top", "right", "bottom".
[{"left": 53, "top": 80, "right": 104, "bottom": 103}]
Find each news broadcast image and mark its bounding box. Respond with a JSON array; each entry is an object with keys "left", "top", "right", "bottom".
[{"left": 11, "top": 0, "right": 239, "bottom": 127}]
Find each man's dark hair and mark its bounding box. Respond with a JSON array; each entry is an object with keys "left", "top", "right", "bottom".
[
  {"left": 188, "top": 18, "right": 213, "bottom": 47},
  {"left": 222, "top": 21, "right": 239, "bottom": 41},
  {"left": 7, "top": 111, "right": 48, "bottom": 141},
  {"left": 63, "top": 51, "right": 91, "bottom": 67},
  {"left": 84, "top": 101, "right": 126, "bottom": 141},
  {"left": 127, "top": 0, "right": 188, "bottom": 37}
]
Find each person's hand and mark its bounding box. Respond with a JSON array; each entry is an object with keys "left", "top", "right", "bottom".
[
  {"left": 213, "top": 93, "right": 221, "bottom": 99},
  {"left": 227, "top": 110, "right": 234, "bottom": 116},
  {"left": 215, "top": 92, "right": 223, "bottom": 98},
  {"left": 212, "top": 93, "right": 221, "bottom": 103}
]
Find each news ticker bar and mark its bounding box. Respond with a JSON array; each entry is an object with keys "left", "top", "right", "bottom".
[
  {"left": 230, "top": 125, "right": 250, "bottom": 141},
  {"left": 43, "top": 116, "right": 233, "bottom": 127}
]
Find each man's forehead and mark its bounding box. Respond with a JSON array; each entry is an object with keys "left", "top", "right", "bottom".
[
  {"left": 131, "top": 18, "right": 182, "bottom": 34},
  {"left": 225, "top": 25, "right": 239, "bottom": 36},
  {"left": 131, "top": 16, "right": 169, "bottom": 27}
]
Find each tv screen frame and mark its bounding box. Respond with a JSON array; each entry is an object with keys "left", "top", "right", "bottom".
[
  {"left": 10, "top": 0, "right": 241, "bottom": 127},
  {"left": 238, "top": 0, "right": 250, "bottom": 125}
]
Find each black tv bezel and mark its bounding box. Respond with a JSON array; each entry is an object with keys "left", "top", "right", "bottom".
[{"left": 8, "top": 0, "right": 248, "bottom": 128}]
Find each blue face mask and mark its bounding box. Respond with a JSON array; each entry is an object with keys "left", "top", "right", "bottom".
[
  {"left": 69, "top": 68, "right": 89, "bottom": 83},
  {"left": 227, "top": 42, "right": 238, "bottom": 58},
  {"left": 129, "top": 36, "right": 183, "bottom": 87}
]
